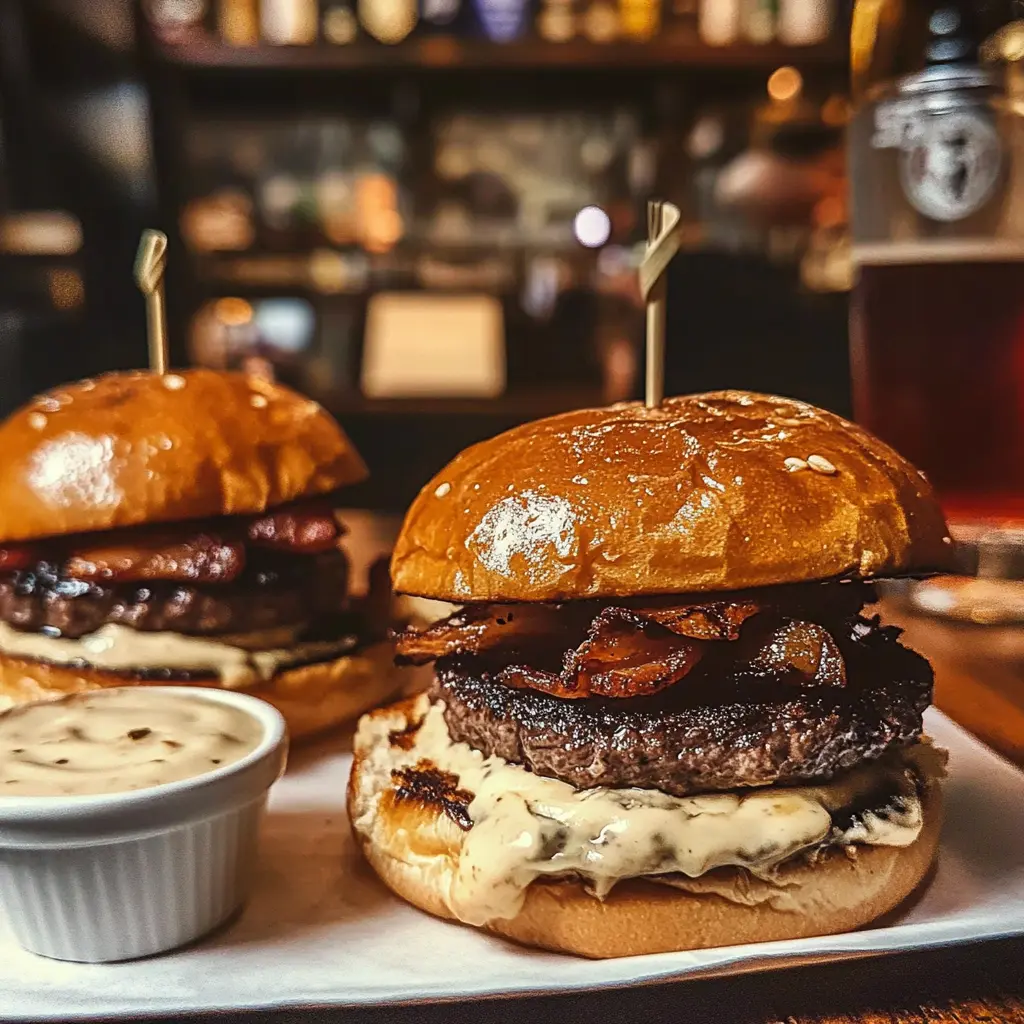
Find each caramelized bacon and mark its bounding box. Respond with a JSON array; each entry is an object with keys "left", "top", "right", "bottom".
[
  {"left": 568, "top": 608, "right": 704, "bottom": 696},
  {"left": 396, "top": 584, "right": 867, "bottom": 700},
  {"left": 635, "top": 600, "right": 759, "bottom": 640},
  {"left": 393, "top": 598, "right": 758, "bottom": 667},
  {"left": 394, "top": 603, "right": 569, "bottom": 665},
  {"left": 732, "top": 617, "right": 847, "bottom": 687},
  {"left": 499, "top": 610, "right": 704, "bottom": 699},
  {"left": 246, "top": 501, "right": 341, "bottom": 554},
  {"left": 64, "top": 532, "right": 246, "bottom": 584},
  {"left": 0, "top": 498, "right": 343, "bottom": 586},
  {"left": 488, "top": 612, "right": 848, "bottom": 699},
  {"left": 392, "top": 601, "right": 752, "bottom": 699},
  {"left": 0, "top": 544, "right": 45, "bottom": 572}
]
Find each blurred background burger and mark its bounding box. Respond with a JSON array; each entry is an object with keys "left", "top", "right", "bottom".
[{"left": 0, "top": 368, "right": 404, "bottom": 738}]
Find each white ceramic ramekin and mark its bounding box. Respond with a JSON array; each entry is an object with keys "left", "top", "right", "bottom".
[{"left": 0, "top": 686, "right": 287, "bottom": 962}]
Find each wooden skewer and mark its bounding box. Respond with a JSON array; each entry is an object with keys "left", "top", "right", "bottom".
[
  {"left": 639, "top": 200, "right": 683, "bottom": 409},
  {"left": 134, "top": 230, "right": 169, "bottom": 375}
]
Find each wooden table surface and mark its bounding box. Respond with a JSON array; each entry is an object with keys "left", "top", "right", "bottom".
[{"left": 141, "top": 516, "right": 1024, "bottom": 1024}]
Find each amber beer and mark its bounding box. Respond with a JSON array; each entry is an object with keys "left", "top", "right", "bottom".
[
  {"left": 851, "top": 243, "right": 1024, "bottom": 521},
  {"left": 848, "top": 0, "right": 1024, "bottom": 522}
]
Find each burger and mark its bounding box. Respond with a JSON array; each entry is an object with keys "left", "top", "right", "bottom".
[
  {"left": 349, "top": 391, "right": 957, "bottom": 958},
  {"left": 0, "top": 369, "right": 404, "bottom": 738}
]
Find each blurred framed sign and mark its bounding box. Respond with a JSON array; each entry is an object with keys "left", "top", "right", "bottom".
[{"left": 361, "top": 292, "right": 505, "bottom": 398}]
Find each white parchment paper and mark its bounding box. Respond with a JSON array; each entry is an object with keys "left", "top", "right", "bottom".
[{"left": 4, "top": 709, "right": 1024, "bottom": 1021}]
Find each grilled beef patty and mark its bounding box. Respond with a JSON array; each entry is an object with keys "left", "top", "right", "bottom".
[
  {"left": 433, "top": 624, "right": 933, "bottom": 796},
  {"left": 0, "top": 550, "right": 349, "bottom": 638}
]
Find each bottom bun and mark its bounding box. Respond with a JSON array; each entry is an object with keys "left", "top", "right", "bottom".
[
  {"left": 348, "top": 700, "right": 943, "bottom": 958},
  {"left": 0, "top": 642, "right": 408, "bottom": 740},
  {"left": 496, "top": 792, "right": 940, "bottom": 957}
]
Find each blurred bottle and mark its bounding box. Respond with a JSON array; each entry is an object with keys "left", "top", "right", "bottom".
[
  {"left": 419, "top": 0, "right": 463, "bottom": 32},
  {"left": 619, "top": 0, "right": 661, "bottom": 38},
  {"left": 359, "top": 0, "right": 419, "bottom": 40},
  {"left": 144, "top": 0, "right": 209, "bottom": 40},
  {"left": 537, "top": 0, "right": 577, "bottom": 40},
  {"left": 741, "top": 0, "right": 775, "bottom": 42},
  {"left": 699, "top": 0, "right": 741, "bottom": 43},
  {"left": 849, "top": 0, "right": 1024, "bottom": 522},
  {"left": 776, "top": 0, "right": 830, "bottom": 44},
  {"left": 579, "top": 0, "right": 621, "bottom": 41},
  {"left": 261, "top": 0, "right": 319, "bottom": 42},
  {"left": 321, "top": 0, "right": 361, "bottom": 41},
  {"left": 473, "top": 0, "right": 531, "bottom": 40},
  {"left": 217, "top": 0, "right": 259, "bottom": 43}
]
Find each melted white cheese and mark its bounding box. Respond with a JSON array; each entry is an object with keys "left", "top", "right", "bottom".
[
  {"left": 353, "top": 696, "right": 945, "bottom": 926},
  {"left": 0, "top": 621, "right": 358, "bottom": 690}
]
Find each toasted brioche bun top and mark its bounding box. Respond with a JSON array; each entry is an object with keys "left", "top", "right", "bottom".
[
  {"left": 0, "top": 370, "right": 367, "bottom": 542},
  {"left": 391, "top": 391, "right": 955, "bottom": 601}
]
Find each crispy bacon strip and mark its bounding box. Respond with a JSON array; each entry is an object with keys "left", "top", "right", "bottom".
[
  {"left": 497, "top": 612, "right": 847, "bottom": 699},
  {"left": 64, "top": 532, "right": 246, "bottom": 584},
  {"left": 616, "top": 601, "right": 759, "bottom": 641},
  {"left": 397, "top": 589, "right": 859, "bottom": 699},
  {"left": 0, "top": 545, "right": 45, "bottom": 572},
  {"left": 398, "top": 604, "right": 707, "bottom": 700},
  {"left": 393, "top": 603, "right": 568, "bottom": 665},
  {"left": 393, "top": 598, "right": 758, "bottom": 666},
  {"left": 246, "top": 501, "right": 341, "bottom": 554},
  {"left": 0, "top": 499, "right": 343, "bottom": 586},
  {"left": 734, "top": 617, "right": 847, "bottom": 687},
  {"left": 503, "top": 610, "right": 704, "bottom": 699}
]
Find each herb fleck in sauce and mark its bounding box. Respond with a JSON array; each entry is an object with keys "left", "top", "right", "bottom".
[{"left": 0, "top": 691, "right": 263, "bottom": 796}]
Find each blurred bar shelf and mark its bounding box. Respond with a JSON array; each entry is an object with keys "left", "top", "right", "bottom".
[{"left": 150, "top": 33, "right": 847, "bottom": 73}]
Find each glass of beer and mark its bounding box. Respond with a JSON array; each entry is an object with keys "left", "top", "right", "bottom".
[{"left": 849, "top": 0, "right": 1024, "bottom": 527}]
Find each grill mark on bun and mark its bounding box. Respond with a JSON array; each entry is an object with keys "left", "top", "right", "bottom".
[
  {"left": 390, "top": 760, "right": 474, "bottom": 831},
  {"left": 389, "top": 713, "right": 427, "bottom": 751}
]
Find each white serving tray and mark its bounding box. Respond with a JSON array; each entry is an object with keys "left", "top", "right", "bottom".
[{"left": 4, "top": 708, "right": 1024, "bottom": 1021}]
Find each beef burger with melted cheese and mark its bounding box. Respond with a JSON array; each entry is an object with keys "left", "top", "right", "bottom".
[
  {"left": 0, "top": 369, "right": 402, "bottom": 737},
  {"left": 349, "top": 391, "right": 957, "bottom": 958}
]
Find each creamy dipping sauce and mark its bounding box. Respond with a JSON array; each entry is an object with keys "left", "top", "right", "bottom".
[{"left": 0, "top": 690, "right": 264, "bottom": 796}]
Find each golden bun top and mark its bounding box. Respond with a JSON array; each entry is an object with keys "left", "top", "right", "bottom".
[
  {"left": 391, "top": 391, "right": 955, "bottom": 601},
  {"left": 0, "top": 370, "right": 367, "bottom": 542}
]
